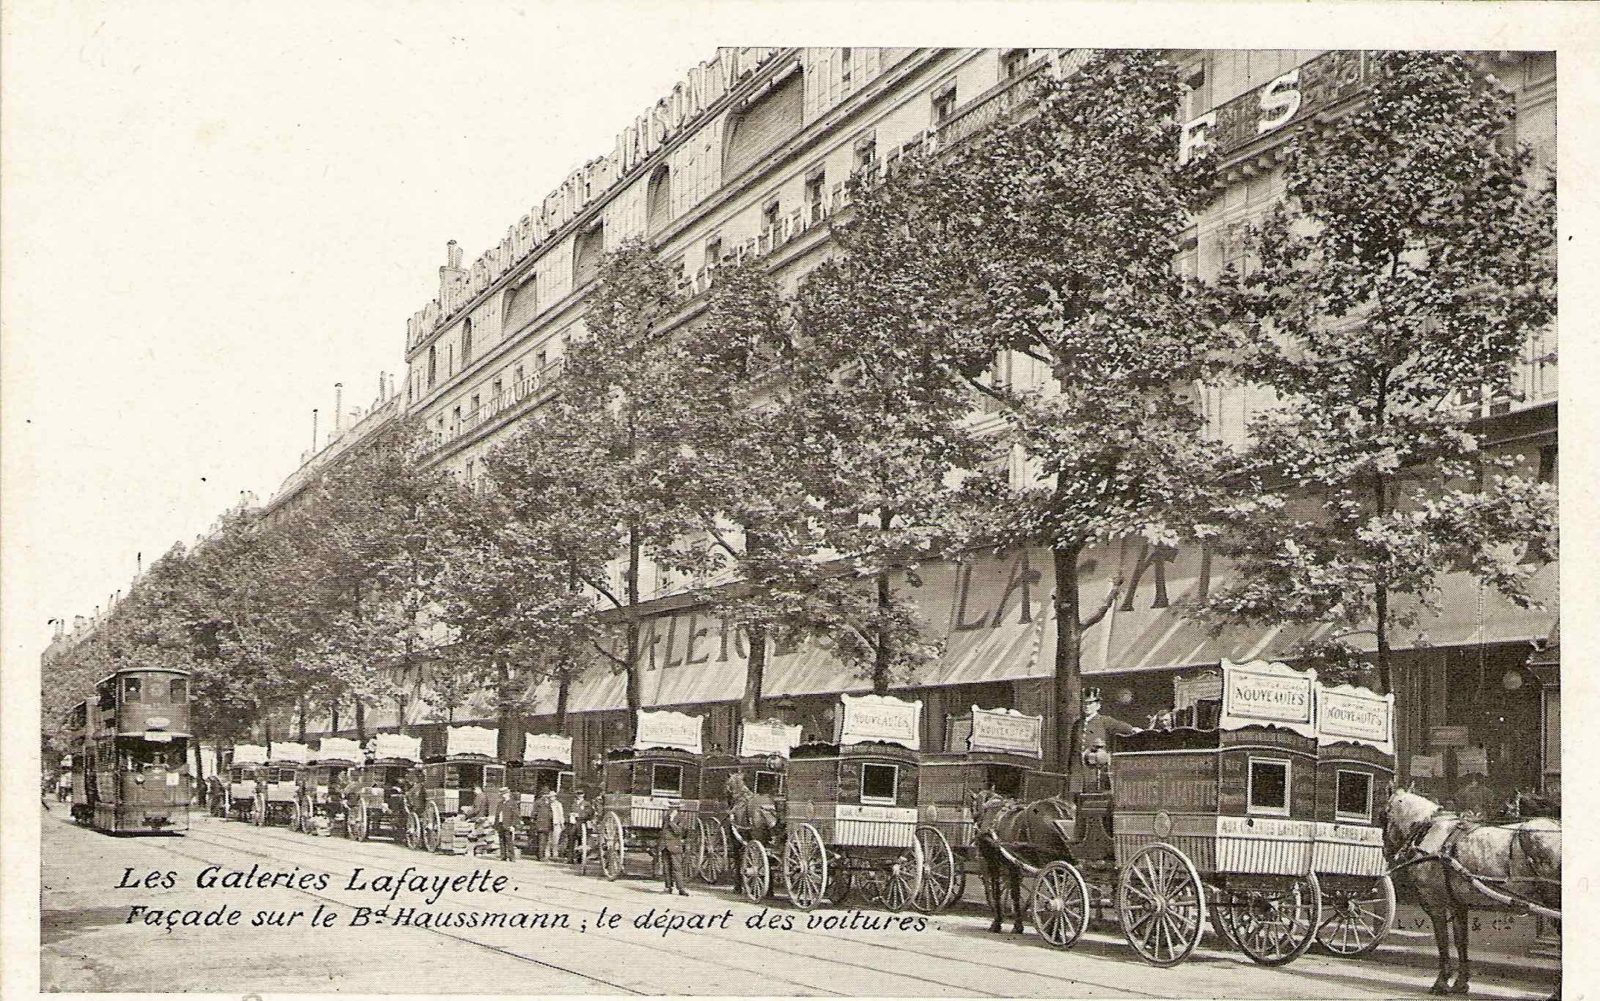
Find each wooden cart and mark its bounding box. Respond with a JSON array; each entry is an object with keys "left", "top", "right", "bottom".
[
  {"left": 227, "top": 744, "right": 267, "bottom": 822},
  {"left": 697, "top": 718, "right": 802, "bottom": 896},
  {"left": 595, "top": 710, "right": 704, "bottom": 880},
  {"left": 256, "top": 743, "right": 309, "bottom": 827},
  {"left": 294, "top": 737, "right": 362, "bottom": 836},
  {"left": 509, "top": 732, "right": 577, "bottom": 855},
  {"left": 1310, "top": 679, "right": 1397, "bottom": 957},
  {"left": 917, "top": 706, "right": 1065, "bottom": 913},
  {"left": 343, "top": 733, "right": 422, "bottom": 845},
  {"left": 780, "top": 694, "right": 927, "bottom": 911},
  {"left": 418, "top": 725, "right": 507, "bottom": 855}
]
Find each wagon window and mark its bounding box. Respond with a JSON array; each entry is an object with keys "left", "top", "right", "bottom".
[
  {"left": 1247, "top": 758, "right": 1290, "bottom": 816},
  {"left": 1335, "top": 770, "right": 1373, "bottom": 822},
  {"left": 754, "top": 770, "right": 783, "bottom": 797},
  {"left": 229, "top": 767, "right": 242, "bottom": 782},
  {"left": 652, "top": 763, "right": 684, "bottom": 797},
  {"left": 862, "top": 763, "right": 898, "bottom": 805},
  {"left": 485, "top": 765, "right": 505, "bottom": 788},
  {"left": 169, "top": 678, "right": 187, "bottom": 702},
  {"left": 123, "top": 677, "right": 142, "bottom": 703},
  {"left": 557, "top": 770, "right": 576, "bottom": 793}
]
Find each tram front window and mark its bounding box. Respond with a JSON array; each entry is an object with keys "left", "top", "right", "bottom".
[{"left": 119, "top": 740, "right": 186, "bottom": 773}]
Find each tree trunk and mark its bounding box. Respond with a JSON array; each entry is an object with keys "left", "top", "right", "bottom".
[
  {"left": 355, "top": 701, "right": 368, "bottom": 743},
  {"left": 1053, "top": 544, "right": 1085, "bottom": 791},
  {"left": 330, "top": 702, "right": 340, "bottom": 735},
  {"left": 556, "top": 665, "right": 572, "bottom": 729},
  {"left": 496, "top": 657, "right": 516, "bottom": 759},
  {"left": 625, "top": 526, "right": 643, "bottom": 726},
  {"left": 872, "top": 509, "right": 894, "bottom": 695},
  {"left": 1374, "top": 473, "right": 1393, "bottom": 694},
  {"left": 263, "top": 712, "right": 273, "bottom": 754},
  {"left": 297, "top": 699, "right": 308, "bottom": 741},
  {"left": 191, "top": 741, "right": 205, "bottom": 792},
  {"left": 742, "top": 623, "right": 768, "bottom": 720}
]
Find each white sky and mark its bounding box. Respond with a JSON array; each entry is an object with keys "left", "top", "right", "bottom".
[{"left": 3, "top": 0, "right": 1598, "bottom": 672}]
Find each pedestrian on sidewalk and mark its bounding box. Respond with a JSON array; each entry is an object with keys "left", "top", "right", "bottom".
[
  {"left": 544, "top": 788, "right": 566, "bottom": 861},
  {"left": 532, "top": 786, "right": 554, "bottom": 861},
  {"left": 659, "top": 800, "right": 691, "bottom": 895},
  {"left": 494, "top": 786, "right": 520, "bottom": 862}
]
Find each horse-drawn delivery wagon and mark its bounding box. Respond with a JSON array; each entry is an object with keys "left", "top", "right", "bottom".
[
  {"left": 418, "top": 725, "right": 507, "bottom": 855},
  {"left": 510, "top": 733, "right": 577, "bottom": 853},
  {"left": 1308, "top": 678, "right": 1396, "bottom": 956},
  {"left": 916, "top": 706, "right": 1064, "bottom": 912},
  {"left": 227, "top": 745, "right": 268, "bottom": 822},
  {"left": 780, "top": 694, "right": 927, "bottom": 911},
  {"left": 343, "top": 733, "right": 421, "bottom": 844},
  {"left": 256, "top": 743, "right": 309, "bottom": 827},
  {"left": 294, "top": 737, "right": 363, "bottom": 836},
  {"left": 975, "top": 659, "right": 1326, "bottom": 968},
  {"left": 697, "top": 718, "right": 801, "bottom": 896},
  {"left": 595, "top": 710, "right": 704, "bottom": 880}
]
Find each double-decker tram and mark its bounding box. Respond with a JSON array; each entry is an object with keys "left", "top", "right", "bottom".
[{"left": 64, "top": 666, "right": 193, "bottom": 833}]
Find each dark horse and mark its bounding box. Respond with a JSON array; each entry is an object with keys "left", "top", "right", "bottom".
[
  {"left": 724, "top": 773, "right": 779, "bottom": 844},
  {"left": 969, "top": 787, "right": 1076, "bottom": 934},
  {"left": 1385, "top": 788, "right": 1562, "bottom": 997}
]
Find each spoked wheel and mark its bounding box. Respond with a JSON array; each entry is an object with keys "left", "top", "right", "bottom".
[
  {"left": 1030, "top": 860, "right": 1092, "bottom": 949},
  {"left": 288, "top": 800, "right": 303, "bottom": 833},
  {"left": 783, "top": 823, "right": 828, "bottom": 910},
  {"left": 599, "top": 812, "right": 626, "bottom": 880},
  {"left": 1210, "top": 888, "right": 1241, "bottom": 949},
  {"left": 404, "top": 810, "right": 421, "bottom": 850},
  {"left": 351, "top": 802, "right": 370, "bottom": 842},
  {"left": 878, "top": 837, "right": 926, "bottom": 913},
  {"left": 913, "top": 826, "right": 958, "bottom": 913},
  {"left": 697, "top": 818, "right": 729, "bottom": 884},
  {"left": 1116, "top": 842, "right": 1207, "bottom": 967},
  {"left": 1315, "top": 875, "right": 1395, "bottom": 957},
  {"left": 741, "top": 841, "right": 772, "bottom": 902},
  {"left": 1229, "top": 874, "right": 1322, "bottom": 967},
  {"left": 422, "top": 803, "right": 442, "bottom": 853},
  {"left": 576, "top": 823, "right": 592, "bottom": 874},
  {"left": 252, "top": 794, "right": 267, "bottom": 827}
]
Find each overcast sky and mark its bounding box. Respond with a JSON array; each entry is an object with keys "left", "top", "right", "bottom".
[{"left": 3, "top": 1, "right": 1596, "bottom": 670}]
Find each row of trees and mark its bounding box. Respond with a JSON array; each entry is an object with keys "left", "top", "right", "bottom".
[{"left": 44, "top": 51, "right": 1555, "bottom": 781}]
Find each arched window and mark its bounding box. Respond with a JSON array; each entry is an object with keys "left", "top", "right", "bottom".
[
  {"left": 462, "top": 318, "right": 474, "bottom": 366},
  {"left": 428, "top": 345, "right": 437, "bottom": 388},
  {"left": 646, "top": 164, "right": 673, "bottom": 234}
]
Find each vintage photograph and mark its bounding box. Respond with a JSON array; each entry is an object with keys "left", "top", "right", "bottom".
[{"left": 6, "top": 5, "right": 1573, "bottom": 999}]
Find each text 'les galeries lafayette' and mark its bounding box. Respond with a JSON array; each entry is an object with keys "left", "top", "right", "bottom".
[{"left": 183, "top": 864, "right": 510, "bottom": 905}]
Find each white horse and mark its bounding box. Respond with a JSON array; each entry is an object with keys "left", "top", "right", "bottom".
[{"left": 1383, "top": 788, "right": 1561, "bottom": 996}]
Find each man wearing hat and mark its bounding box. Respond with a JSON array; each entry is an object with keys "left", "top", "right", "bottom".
[
  {"left": 494, "top": 786, "right": 521, "bottom": 862},
  {"left": 658, "top": 800, "right": 692, "bottom": 895},
  {"left": 1077, "top": 687, "right": 1139, "bottom": 792}
]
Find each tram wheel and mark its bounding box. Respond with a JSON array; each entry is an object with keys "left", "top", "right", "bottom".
[
  {"left": 1030, "top": 860, "right": 1092, "bottom": 949},
  {"left": 1315, "top": 875, "right": 1394, "bottom": 958},
  {"left": 599, "top": 811, "right": 626, "bottom": 880},
  {"left": 782, "top": 823, "right": 828, "bottom": 910},
  {"left": 1116, "top": 842, "right": 1206, "bottom": 968},
  {"left": 913, "top": 826, "right": 958, "bottom": 913},
  {"left": 1230, "top": 874, "right": 1321, "bottom": 967},
  {"left": 741, "top": 841, "right": 771, "bottom": 902}
]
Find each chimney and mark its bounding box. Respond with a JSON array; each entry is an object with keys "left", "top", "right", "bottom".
[
  {"left": 136, "top": 552, "right": 142, "bottom": 576},
  {"left": 378, "top": 371, "right": 387, "bottom": 402},
  {"left": 439, "top": 240, "right": 467, "bottom": 302},
  {"left": 334, "top": 383, "right": 345, "bottom": 436},
  {"left": 73, "top": 615, "right": 85, "bottom": 633},
  {"left": 312, "top": 408, "right": 319, "bottom": 451}
]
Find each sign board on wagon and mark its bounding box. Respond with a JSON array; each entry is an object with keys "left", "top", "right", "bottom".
[
  {"left": 269, "top": 742, "right": 310, "bottom": 765},
  {"left": 370, "top": 733, "right": 422, "bottom": 762},
  {"left": 523, "top": 733, "right": 573, "bottom": 765},
  {"left": 635, "top": 709, "right": 703, "bottom": 755},
  {"left": 311, "top": 737, "right": 363, "bottom": 763},
  {"left": 1219, "top": 659, "right": 1317, "bottom": 740},
  {"left": 232, "top": 744, "right": 268, "bottom": 766},
  {"left": 836, "top": 693, "right": 922, "bottom": 750},
  {"left": 1317, "top": 682, "right": 1394, "bottom": 756},
  {"left": 738, "top": 719, "right": 803, "bottom": 758},
  {"left": 965, "top": 706, "right": 1043, "bottom": 757},
  {"left": 447, "top": 725, "right": 499, "bottom": 759}
]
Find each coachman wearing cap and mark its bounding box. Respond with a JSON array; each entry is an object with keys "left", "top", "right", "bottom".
[{"left": 1077, "top": 687, "right": 1139, "bottom": 792}]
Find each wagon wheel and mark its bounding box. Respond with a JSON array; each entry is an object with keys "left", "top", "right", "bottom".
[
  {"left": 1209, "top": 888, "right": 1241, "bottom": 949},
  {"left": 288, "top": 799, "right": 303, "bottom": 834},
  {"left": 741, "top": 840, "right": 772, "bottom": 902},
  {"left": 783, "top": 823, "right": 828, "bottom": 910},
  {"left": 252, "top": 792, "right": 267, "bottom": 826},
  {"left": 403, "top": 809, "right": 421, "bottom": 850},
  {"left": 1116, "top": 842, "right": 1207, "bottom": 967},
  {"left": 1315, "top": 875, "right": 1395, "bottom": 958},
  {"left": 913, "top": 826, "right": 957, "bottom": 913},
  {"left": 1228, "top": 874, "right": 1322, "bottom": 967},
  {"left": 879, "top": 834, "right": 926, "bottom": 912},
  {"left": 1030, "top": 860, "right": 1092, "bottom": 949},
  {"left": 703, "top": 818, "right": 729, "bottom": 884},
  {"left": 599, "top": 811, "right": 626, "bottom": 880},
  {"left": 422, "top": 802, "right": 443, "bottom": 853}
]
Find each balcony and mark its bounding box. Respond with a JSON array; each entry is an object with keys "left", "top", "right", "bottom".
[{"left": 933, "top": 58, "right": 1053, "bottom": 151}]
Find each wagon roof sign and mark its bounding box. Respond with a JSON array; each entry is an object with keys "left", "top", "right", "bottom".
[
  {"left": 966, "top": 706, "right": 1043, "bottom": 758},
  {"left": 371, "top": 733, "right": 422, "bottom": 763},
  {"left": 312, "top": 737, "right": 363, "bottom": 763},
  {"left": 523, "top": 732, "right": 574, "bottom": 765},
  {"left": 739, "top": 719, "right": 803, "bottom": 758},
  {"left": 1317, "top": 682, "right": 1395, "bottom": 756},
  {"left": 836, "top": 693, "right": 922, "bottom": 750},
  {"left": 447, "top": 725, "right": 499, "bottom": 759},
  {"left": 635, "top": 709, "right": 703, "bottom": 755},
  {"left": 1219, "top": 659, "right": 1317, "bottom": 740},
  {"left": 232, "top": 744, "right": 268, "bottom": 766},
  {"left": 269, "top": 742, "right": 310, "bottom": 765}
]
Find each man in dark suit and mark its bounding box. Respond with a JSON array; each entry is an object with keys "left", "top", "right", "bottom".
[
  {"left": 1078, "top": 688, "right": 1139, "bottom": 792},
  {"left": 494, "top": 786, "right": 521, "bottom": 862},
  {"left": 659, "top": 801, "right": 692, "bottom": 895}
]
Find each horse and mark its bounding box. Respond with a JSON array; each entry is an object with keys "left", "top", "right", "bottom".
[
  {"left": 1384, "top": 787, "right": 1562, "bottom": 996},
  {"left": 723, "top": 772, "right": 778, "bottom": 844},
  {"left": 969, "top": 787, "right": 1076, "bottom": 934}
]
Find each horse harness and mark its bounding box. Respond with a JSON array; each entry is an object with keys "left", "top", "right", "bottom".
[{"left": 1391, "top": 808, "right": 1561, "bottom": 918}]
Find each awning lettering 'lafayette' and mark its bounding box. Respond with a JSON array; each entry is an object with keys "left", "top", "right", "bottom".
[{"left": 517, "top": 541, "right": 1557, "bottom": 715}]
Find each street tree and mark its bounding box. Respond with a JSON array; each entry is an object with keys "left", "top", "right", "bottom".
[{"left": 1199, "top": 51, "right": 1558, "bottom": 692}]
